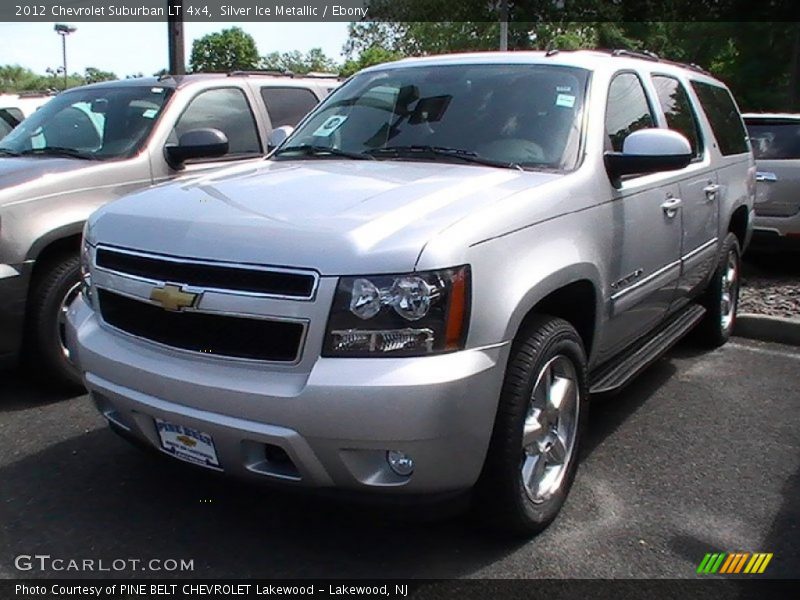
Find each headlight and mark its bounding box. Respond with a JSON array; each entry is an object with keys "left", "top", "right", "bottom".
[
  {"left": 80, "top": 237, "right": 94, "bottom": 309},
  {"left": 323, "top": 266, "right": 470, "bottom": 357}
]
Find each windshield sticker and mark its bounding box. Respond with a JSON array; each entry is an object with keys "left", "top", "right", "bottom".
[
  {"left": 556, "top": 93, "right": 576, "bottom": 108},
  {"left": 556, "top": 86, "right": 572, "bottom": 93},
  {"left": 151, "top": 87, "right": 164, "bottom": 94},
  {"left": 313, "top": 115, "right": 348, "bottom": 137},
  {"left": 142, "top": 108, "right": 158, "bottom": 119}
]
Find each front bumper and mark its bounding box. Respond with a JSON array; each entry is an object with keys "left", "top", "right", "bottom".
[
  {"left": 66, "top": 297, "right": 508, "bottom": 495},
  {"left": 0, "top": 262, "right": 32, "bottom": 368}
]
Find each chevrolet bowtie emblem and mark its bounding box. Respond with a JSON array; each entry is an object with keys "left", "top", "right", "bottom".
[{"left": 149, "top": 284, "right": 200, "bottom": 311}]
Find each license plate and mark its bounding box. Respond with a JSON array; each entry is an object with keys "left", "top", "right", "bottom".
[{"left": 154, "top": 418, "right": 221, "bottom": 470}]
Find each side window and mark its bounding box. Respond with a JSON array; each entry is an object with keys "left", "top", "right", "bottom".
[
  {"left": 605, "top": 72, "right": 655, "bottom": 152},
  {"left": 173, "top": 88, "right": 261, "bottom": 157},
  {"left": 651, "top": 75, "right": 703, "bottom": 159},
  {"left": 260, "top": 87, "right": 319, "bottom": 128},
  {"left": 690, "top": 81, "right": 748, "bottom": 156}
]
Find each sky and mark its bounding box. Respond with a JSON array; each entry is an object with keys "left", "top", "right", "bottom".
[{"left": 0, "top": 21, "right": 351, "bottom": 76}]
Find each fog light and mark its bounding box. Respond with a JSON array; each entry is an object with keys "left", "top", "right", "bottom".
[{"left": 386, "top": 450, "right": 414, "bottom": 476}]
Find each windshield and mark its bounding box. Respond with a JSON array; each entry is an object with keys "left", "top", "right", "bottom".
[
  {"left": 746, "top": 120, "right": 800, "bottom": 160},
  {"left": 276, "top": 63, "right": 589, "bottom": 171},
  {"left": 0, "top": 85, "right": 173, "bottom": 160}
]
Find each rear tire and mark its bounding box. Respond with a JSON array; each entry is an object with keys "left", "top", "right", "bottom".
[
  {"left": 696, "top": 233, "right": 741, "bottom": 348},
  {"left": 474, "top": 315, "right": 588, "bottom": 537},
  {"left": 25, "top": 253, "right": 83, "bottom": 391}
]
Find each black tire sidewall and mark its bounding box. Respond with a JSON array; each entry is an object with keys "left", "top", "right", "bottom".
[
  {"left": 477, "top": 316, "right": 589, "bottom": 535},
  {"left": 700, "top": 233, "right": 741, "bottom": 346},
  {"left": 27, "top": 255, "right": 82, "bottom": 388}
]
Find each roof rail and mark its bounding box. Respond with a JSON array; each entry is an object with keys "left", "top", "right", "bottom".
[
  {"left": 228, "top": 69, "right": 294, "bottom": 78},
  {"left": 303, "top": 71, "right": 341, "bottom": 79},
  {"left": 610, "top": 49, "right": 660, "bottom": 62}
]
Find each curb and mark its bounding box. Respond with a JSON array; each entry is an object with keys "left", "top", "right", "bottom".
[{"left": 734, "top": 313, "right": 800, "bottom": 347}]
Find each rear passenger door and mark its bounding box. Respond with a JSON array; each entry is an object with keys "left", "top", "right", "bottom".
[{"left": 651, "top": 74, "right": 719, "bottom": 302}]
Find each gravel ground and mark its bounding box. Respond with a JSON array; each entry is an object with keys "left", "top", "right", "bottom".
[{"left": 740, "top": 253, "right": 800, "bottom": 319}]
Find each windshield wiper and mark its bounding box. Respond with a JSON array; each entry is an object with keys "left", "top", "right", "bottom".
[
  {"left": 0, "top": 148, "right": 20, "bottom": 157},
  {"left": 273, "top": 144, "right": 374, "bottom": 160},
  {"left": 18, "top": 147, "right": 97, "bottom": 160},
  {"left": 366, "top": 145, "right": 524, "bottom": 171}
]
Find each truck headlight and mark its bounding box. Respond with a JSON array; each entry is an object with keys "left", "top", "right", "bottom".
[
  {"left": 323, "top": 266, "right": 470, "bottom": 357},
  {"left": 80, "top": 238, "right": 94, "bottom": 309}
]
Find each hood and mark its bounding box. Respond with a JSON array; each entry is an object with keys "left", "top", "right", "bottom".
[
  {"left": 0, "top": 156, "right": 101, "bottom": 207},
  {"left": 89, "top": 159, "right": 563, "bottom": 275}
]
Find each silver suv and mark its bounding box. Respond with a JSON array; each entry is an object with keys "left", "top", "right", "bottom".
[
  {"left": 743, "top": 113, "right": 800, "bottom": 252},
  {"left": 67, "top": 51, "right": 754, "bottom": 535},
  {"left": 0, "top": 73, "right": 333, "bottom": 386}
]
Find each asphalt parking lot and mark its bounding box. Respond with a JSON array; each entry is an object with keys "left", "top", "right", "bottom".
[{"left": 1, "top": 337, "right": 798, "bottom": 580}]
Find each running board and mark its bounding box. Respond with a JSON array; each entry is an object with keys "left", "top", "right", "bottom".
[{"left": 589, "top": 304, "right": 707, "bottom": 395}]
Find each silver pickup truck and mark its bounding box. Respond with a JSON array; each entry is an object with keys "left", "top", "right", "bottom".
[
  {"left": 0, "top": 73, "right": 333, "bottom": 386},
  {"left": 67, "top": 51, "right": 754, "bottom": 535}
]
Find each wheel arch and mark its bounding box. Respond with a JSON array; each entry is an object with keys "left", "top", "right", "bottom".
[{"left": 505, "top": 265, "right": 602, "bottom": 363}]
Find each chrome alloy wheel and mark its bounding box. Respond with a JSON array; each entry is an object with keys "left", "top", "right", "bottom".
[
  {"left": 720, "top": 248, "right": 739, "bottom": 332},
  {"left": 521, "top": 355, "right": 580, "bottom": 503},
  {"left": 57, "top": 281, "right": 81, "bottom": 361}
]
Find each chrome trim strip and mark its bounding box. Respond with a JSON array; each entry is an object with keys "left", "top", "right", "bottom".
[
  {"left": 681, "top": 237, "right": 718, "bottom": 262},
  {"left": 94, "top": 286, "right": 308, "bottom": 366},
  {"left": 611, "top": 259, "right": 681, "bottom": 301},
  {"left": 94, "top": 244, "right": 320, "bottom": 301}
]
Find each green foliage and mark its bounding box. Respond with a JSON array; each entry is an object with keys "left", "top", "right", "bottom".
[
  {"left": 0, "top": 64, "right": 112, "bottom": 92},
  {"left": 189, "top": 27, "right": 260, "bottom": 73},
  {"left": 340, "top": 46, "right": 404, "bottom": 78},
  {"left": 342, "top": 19, "right": 800, "bottom": 111},
  {"left": 84, "top": 67, "right": 117, "bottom": 84},
  {"left": 261, "top": 48, "right": 338, "bottom": 75}
]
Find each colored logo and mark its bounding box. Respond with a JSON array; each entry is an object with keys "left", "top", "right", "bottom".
[
  {"left": 697, "top": 552, "right": 773, "bottom": 574},
  {"left": 176, "top": 435, "right": 198, "bottom": 448},
  {"left": 149, "top": 284, "right": 200, "bottom": 311}
]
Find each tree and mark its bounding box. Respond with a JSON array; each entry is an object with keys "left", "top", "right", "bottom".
[
  {"left": 340, "top": 47, "right": 404, "bottom": 78},
  {"left": 84, "top": 67, "right": 117, "bottom": 84},
  {"left": 189, "top": 27, "right": 260, "bottom": 73},
  {"left": 260, "top": 48, "right": 338, "bottom": 74}
]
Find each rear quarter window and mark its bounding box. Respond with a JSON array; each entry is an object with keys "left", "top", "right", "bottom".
[
  {"left": 690, "top": 81, "right": 749, "bottom": 156},
  {"left": 260, "top": 87, "right": 319, "bottom": 128},
  {"left": 745, "top": 119, "right": 800, "bottom": 160}
]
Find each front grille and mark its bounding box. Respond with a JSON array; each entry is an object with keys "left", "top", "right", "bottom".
[
  {"left": 98, "top": 290, "right": 304, "bottom": 362},
  {"left": 96, "top": 247, "right": 316, "bottom": 299}
]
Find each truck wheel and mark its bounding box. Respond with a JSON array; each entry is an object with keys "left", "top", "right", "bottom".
[
  {"left": 697, "top": 232, "right": 741, "bottom": 348},
  {"left": 26, "top": 254, "right": 83, "bottom": 390},
  {"left": 475, "top": 315, "right": 588, "bottom": 536}
]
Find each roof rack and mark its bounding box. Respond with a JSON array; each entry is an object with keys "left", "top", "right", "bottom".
[
  {"left": 228, "top": 69, "right": 294, "bottom": 78},
  {"left": 303, "top": 72, "right": 341, "bottom": 79},
  {"left": 602, "top": 48, "right": 712, "bottom": 76},
  {"left": 610, "top": 49, "right": 660, "bottom": 62}
]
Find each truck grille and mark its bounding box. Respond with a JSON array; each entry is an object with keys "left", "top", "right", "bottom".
[
  {"left": 98, "top": 290, "right": 304, "bottom": 362},
  {"left": 95, "top": 246, "right": 317, "bottom": 299}
]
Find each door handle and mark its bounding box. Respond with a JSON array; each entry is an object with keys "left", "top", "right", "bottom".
[
  {"left": 703, "top": 183, "right": 720, "bottom": 200},
  {"left": 661, "top": 197, "right": 682, "bottom": 218},
  {"left": 755, "top": 171, "right": 777, "bottom": 183}
]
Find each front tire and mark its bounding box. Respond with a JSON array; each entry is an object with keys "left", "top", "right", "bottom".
[
  {"left": 475, "top": 315, "right": 588, "bottom": 536},
  {"left": 25, "top": 253, "right": 83, "bottom": 390},
  {"left": 697, "top": 232, "right": 741, "bottom": 348}
]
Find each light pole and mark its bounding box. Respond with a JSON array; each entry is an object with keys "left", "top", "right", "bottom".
[
  {"left": 499, "top": 0, "right": 509, "bottom": 51},
  {"left": 54, "top": 23, "right": 77, "bottom": 90}
]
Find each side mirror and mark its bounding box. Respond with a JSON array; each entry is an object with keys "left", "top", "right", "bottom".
[
  {"left": 604, "top": 128, "right": 692, "bottom": 182},
  {"left": 165, "top": 128, "right": 228, "bottom": 168},
  {"left": 267, "top": 125, "right": 294, "bottom": 150}
]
